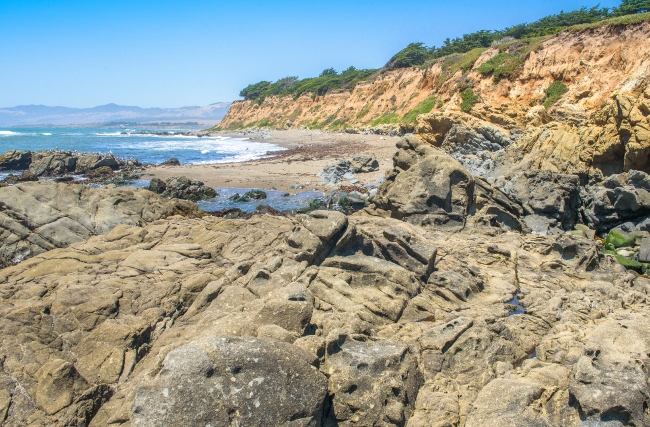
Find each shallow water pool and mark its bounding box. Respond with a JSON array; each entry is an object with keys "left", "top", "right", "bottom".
[{"left": 197, "top": 188, "right": 325, "bottom": 213}]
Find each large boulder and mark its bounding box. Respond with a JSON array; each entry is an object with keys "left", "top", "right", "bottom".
[
  {"left": 131, "top": 337, "right": 328, "bottom": 427},
  {"left": 583, "top": 170, "right": 650, "bottom": 232},
  {"left": 0, "top": 149, "right": 31, "bottom": 170},
  {"left": 371, "top": 136, "right": 525, "bottom": 232},
  {"left": 569, "top": 316, "right": 650, "bottom": 426},
  {"left": 0, "top": 181, "right": 204, "bottom": 264},
  {"left": 324, "top": 334, "right": 421, "bottom": 426},
  {"left": 148, "top": 176, "right": 217, "bottom": 201},
  {"left": 493, "top": 170, "right": 582, "bottom": 234},
  {"left": 29, "top": 151, "right": 77, "bottom": 176},
  {"left": 75, "top": 154, "right": 120, "bottom": 173}
]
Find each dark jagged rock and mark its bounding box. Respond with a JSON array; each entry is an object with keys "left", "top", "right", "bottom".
[
  {"left": 83, "top": 166, "right": 115, "bottom": 179},
  {"left": 148, "top": 176, "right": 217, "bottom": 201},
  {"left": 493, "top": 170, "right": 581, "bottom": 234},
  {"left": 160, "top": 157, "right": 181, "bottom": 166},
  {"left": 350, "top": 155, "right": 379, "bottom": 173},
  {"left": 228, "top": 189, "right": 267, "bottom": 202},
  {"left": 583, "top": 170, "right": 650, "bottom": 233},
  {"left": 370, "top": 136, "right": 525, "bottom": 232},
  {"left": 1, "top": 171, "right": 38, "bottom": 185},
  {"left": 0, "top": 149, "right": 142, "bottom": 178},
  {"left": 0, "top": 149, "right": 32, "bottom": 170}
]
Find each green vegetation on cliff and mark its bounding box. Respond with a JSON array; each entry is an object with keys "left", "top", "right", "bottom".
[
  {"left": 240, "top": 67, "right": 377, "bottom": 104},
  {"left": 543, "top": 81, "right": 569, "bottom": 108},
  {"left": 228, "top": 0, "right": 650, "bottom": 130},
  {"left": 238, "top": 0, "right": 649, "bottom": 106},
  {"left": 387, "top": 0, "right": 649, "bottom": 69},
  {"left": 460, "top": 88, "right": 478, "bottom": 113}
]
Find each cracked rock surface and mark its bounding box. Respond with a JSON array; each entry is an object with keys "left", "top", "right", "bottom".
[
  {"left": 0, "top": 181, "right": 203, "bottom": 265},
  {"left": 1, "top": 198, "right": 649, "bottom": 426}
]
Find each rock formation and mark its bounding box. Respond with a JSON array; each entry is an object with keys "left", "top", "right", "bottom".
[
  {"left": 369, "top": 136, "right": 525, "bottom": 233},
  {"left": 1, "top": 173, "right": 649, "bottom": 425},
  {"left": 0, "top": 150, "right": 32, "bottom": 171},
  {"left": 0, "top": 181, "right": 203, "bottom": 265},
  {"left": 148, "top": 176, "right": 217, "bottom": 201},
  {"left": 0, "top": 150, "right": 142, "bottom": 178}
]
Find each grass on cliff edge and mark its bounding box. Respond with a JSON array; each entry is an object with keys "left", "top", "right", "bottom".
[
  {"left": 567, "top": 11, "right": 650, "bottom": 31},
  {"left": 368, "top": 96, "right": 439, "bottom": 126},
  {"left": 460, "top": 88, "right": 478, "bottom": 112},
  {"left": 543, "top": 81, "right": 569, "bottom": 108}
]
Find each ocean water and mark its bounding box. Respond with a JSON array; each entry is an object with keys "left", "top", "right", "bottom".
[
  {"left": 197, "top": 188, "right": 325, "bottom": 213},
  {"left": 0, "top": 127, "right": 325, "bottom": 213},
  {"left": 0, "top": 127, "right": 283, "bottom": 165}
]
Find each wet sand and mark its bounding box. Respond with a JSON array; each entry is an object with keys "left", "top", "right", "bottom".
[{"left": 146, "top": 129, "right": 400, "bottom": 192}]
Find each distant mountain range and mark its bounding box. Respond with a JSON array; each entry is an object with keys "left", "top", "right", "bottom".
[{"left": 0, "top": 102, "right": 231, "bottom": 126}]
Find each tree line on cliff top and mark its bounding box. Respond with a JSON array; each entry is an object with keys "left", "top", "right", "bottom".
[{"left": 239, "top": 0, "right": 650, "bottom": 104}]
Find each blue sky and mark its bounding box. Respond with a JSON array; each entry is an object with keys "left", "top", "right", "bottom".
[{"left": 0, "top": 0, "right": 620, "bottom": 108}]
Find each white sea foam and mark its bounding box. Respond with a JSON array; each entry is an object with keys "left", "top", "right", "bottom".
[
  {"left": 96, "top": 132, "right": 123, "bottom": 136},
  {"left": 127, "top": 136, "right": 286, "bottom": 165},
  {"left": 41, "top": 133, "right": 52, "bottom": 136},
  {"left": 0, "top": 131, "right": 19, "bottom": 136}
]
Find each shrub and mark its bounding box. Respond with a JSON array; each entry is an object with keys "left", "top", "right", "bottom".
[
  {"left": 402, "top": 96, "right": 437, "bottom": 123},
  {"left": 476, "top": 53, "right": 523, "bottom": 82},
  {"left": 460, "top": 88, "right": 478, "bottom": 112},
  {"left": 543, "top": 81, "right": 569, "bottom": 108},
  {"left": 612, "top": 0, "right": 650, "bottom": 16},
  {"left": 436, "top": 48, "right": 487, "bottom": 89},
  {"left": 239, "top": 68, "right": 377, "bottom": 104},
  {"left": 385, "top": 43, "right": 433, "bottom": 69}
]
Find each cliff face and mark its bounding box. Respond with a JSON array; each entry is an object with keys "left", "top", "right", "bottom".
[{"left": 220, "top": 19, "right": 650, "bottom": 176}]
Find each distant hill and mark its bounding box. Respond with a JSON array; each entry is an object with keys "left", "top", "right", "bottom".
[{"left": 0, "top": 102, "right": 231, "bottom": 126}]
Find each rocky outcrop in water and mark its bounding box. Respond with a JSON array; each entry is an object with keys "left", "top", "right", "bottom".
[
  {"left": 0, "top": 171, "right": 38, "bottom": 186},
  {"left": 148, "top": 176, "right": 217, "bottom": 201},
  {"left": 159, "top": 157, "right": 181, "bottom": 166},
  {"left": 0, "top": 149, "right": 142, "bottom": 179},
  {"left": 0, "top": 149, "right": 32, "bottom": 171}
]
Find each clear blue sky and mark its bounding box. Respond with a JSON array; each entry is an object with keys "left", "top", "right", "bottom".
[{"left": 0, "top": 0, "right": 620, "bottom": 108}]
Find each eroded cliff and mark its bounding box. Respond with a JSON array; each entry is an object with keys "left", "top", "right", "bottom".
[{"left": 219, "top": 17, "right": 650, "bottom": 177}]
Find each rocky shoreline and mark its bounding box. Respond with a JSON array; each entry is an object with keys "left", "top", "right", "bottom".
[
  {"left": 0, "top": 149, "right": 146, "bottom": 187},
  {"left": 1, "top": 134, "right": 650, "bottom": 425}
]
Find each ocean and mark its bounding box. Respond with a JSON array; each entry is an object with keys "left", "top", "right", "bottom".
[
  {"left": 0, "top": 127, "right": 283, "bottom": 165},
  {"left": 0, "top": 127, "right": 326, "bottom": 212}
]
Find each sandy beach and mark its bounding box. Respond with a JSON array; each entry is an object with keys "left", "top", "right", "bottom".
[{"left": 145, "top": 129, "right": 401, "bottom": 191}]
